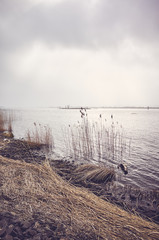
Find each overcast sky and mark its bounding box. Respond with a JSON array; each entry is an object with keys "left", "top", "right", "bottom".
[{"left": 0, "top": 0, "right": 159, "bottom": 108}]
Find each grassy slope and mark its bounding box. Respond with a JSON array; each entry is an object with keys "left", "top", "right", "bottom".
[{"left": 0, "top": 156, "right": 159, "bottom": 240}]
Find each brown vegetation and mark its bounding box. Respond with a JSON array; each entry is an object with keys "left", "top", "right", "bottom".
[
  {"left": 25, "top": 122, "right": 54, "bottom": 150},
  {"left": 74, "top": 164, "right": 115, "bottom": 183},
  {"left": 0, "top": 155, "right": 159, "bottom": 239},
  {"left": 0, "top": 109, "right": 6, "bottom": 132},
  {"left": 0, "top": 109, "right": 14, "bottom": 137}
]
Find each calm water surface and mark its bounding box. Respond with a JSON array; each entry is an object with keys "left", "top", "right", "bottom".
[{"left": 11, "top": 108, "right": 159, "bottom": 190}]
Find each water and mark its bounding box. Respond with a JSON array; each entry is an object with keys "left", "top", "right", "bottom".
[{"left": 11, "top": 107, "right": 159, "bottom": 190}]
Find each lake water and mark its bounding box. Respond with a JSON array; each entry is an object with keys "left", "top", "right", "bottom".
[{"left": 11, "top": 107, "right": 159, "bottom": 190}]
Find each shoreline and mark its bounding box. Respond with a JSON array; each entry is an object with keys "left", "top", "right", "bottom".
[
  {"left": 0, "top": 134, "right": 159, "bottom": 239},
  {"left": 0, "top": 134, "right": 159, "bottom": 225}
]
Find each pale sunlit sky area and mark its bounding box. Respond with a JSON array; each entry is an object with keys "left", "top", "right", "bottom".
[{"left": 0, "top": 0, "right": 159, "bottom": 108}]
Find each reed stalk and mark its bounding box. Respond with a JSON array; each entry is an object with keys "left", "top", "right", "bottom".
[{"left": 63, "top": 110, "right": 131, "bottom": 164}]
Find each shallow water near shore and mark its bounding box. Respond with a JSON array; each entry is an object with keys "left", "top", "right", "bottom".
[{"left": 9, "top": 107, "right": 159, "bottom": 190}]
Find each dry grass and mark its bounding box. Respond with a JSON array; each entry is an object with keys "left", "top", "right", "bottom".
[
  {"left": 74, "top": 164, "right": 115, "bottom": 183},
  {"left": 0, "top": 109, "right": 14, "bottom": 135},
  {"left": 25, "top": 122, "right": 54, "bottom": 150},
  {"left": 0, "top": 155, "right": 159, "bottom": 239},
  {"left": 0, "top": 109, "right": 6, "bottom": 132}
]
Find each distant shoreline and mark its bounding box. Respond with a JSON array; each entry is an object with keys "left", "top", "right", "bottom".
[
  {"left": 59, "top": 107, "right": 91, "bottom": 110},
  {"left": 92, "top": 106, "right": 159, "bottom": 109},
  {"left": 59, "top": 106, "right": 159, "bottom": 110}
]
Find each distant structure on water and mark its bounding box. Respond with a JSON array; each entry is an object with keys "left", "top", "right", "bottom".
[{"left": 59, "top": 105, "right": 91, "bottom": 110}]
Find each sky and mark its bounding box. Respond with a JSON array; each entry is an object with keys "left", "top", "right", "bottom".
[{"left": 0, "top": 0, "right": 159, "bottom": 108}]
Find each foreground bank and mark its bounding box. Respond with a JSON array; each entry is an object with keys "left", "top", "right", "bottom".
[{"left": 0, "top": 155, "right": 159, "bottom": 240}]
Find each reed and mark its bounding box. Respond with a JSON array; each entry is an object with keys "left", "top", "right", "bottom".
[
  {"left": 25, "top": 122, "right": 54, "bottom": 151},
  {"left": 0, "top": 109, "right": 14, "bottom": 136},
  {"left": 63, "top": 110, "right": 131, "bottom": 164},
  {"left": 0, "top": 109, "right": 5, "bottom": 132}
]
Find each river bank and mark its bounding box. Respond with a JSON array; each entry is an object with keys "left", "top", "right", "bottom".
[
  {"left": 0, "top": 133, "right": 159, "bottom": 239},
  {"left": 0, "top": 134, "right": 159, "bottom": 225}
]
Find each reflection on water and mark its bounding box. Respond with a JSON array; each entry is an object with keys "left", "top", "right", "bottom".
[{"left": 11, "top": 108, "right": 159, "bottom": 190}]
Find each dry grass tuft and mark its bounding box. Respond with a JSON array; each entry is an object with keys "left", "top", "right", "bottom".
[
  {"left": 74, "top": 164, "right": 115, "bottom": 183},
  {"left": 0, "top": 109, "right": 6, "bottom": 132},
  {"left": 0, "top": 109, "right": 14, "bottom": 135},
  {"left": 0, "top": 156, "right": 159, "bottom": 239},
  {"left": 25, "top": 122, "right": 54, "bottom": 150}
]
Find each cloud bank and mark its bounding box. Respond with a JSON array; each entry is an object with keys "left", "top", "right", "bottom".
[{"left": 0, "top": 0, "right": 159, "bottom": 107}]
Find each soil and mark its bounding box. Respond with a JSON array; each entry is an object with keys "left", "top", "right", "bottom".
[
  {"left": 0, "top": 134, "right": 159, "bottom": 239},
  {"left": 0, "top": 211, "right": 66, "bottom": 240}
]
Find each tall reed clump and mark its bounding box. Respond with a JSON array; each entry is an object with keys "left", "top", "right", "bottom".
[
  {"left": 63, "top": 109, "right": 131, "bottom": 163},
  {"left": 25, "top": 122, "right": 54, "bottom": 151},
  {"left": 0, "top": 109, "right": 14, "bottom": 136},
  {"left": 0, "top": 109, "right": 5, "bottom": 132}
]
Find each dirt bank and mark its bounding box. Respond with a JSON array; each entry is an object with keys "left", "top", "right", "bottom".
[
  {"left": 0, "top": 155, "right": 159, "bottom": 239},
  {"left": 0, "top": 135, "right": 159, "bottom": 225}
]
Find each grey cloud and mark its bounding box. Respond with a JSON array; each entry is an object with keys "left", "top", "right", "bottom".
[
  {"left": 0, "top": 0, "right": 159, "bottom": 52},
  {"left": 94, "top": 0, "right": 159, "bottom": 46},
  {"left": 0, "top": 0, "right": 90, "bottom": 51}
]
